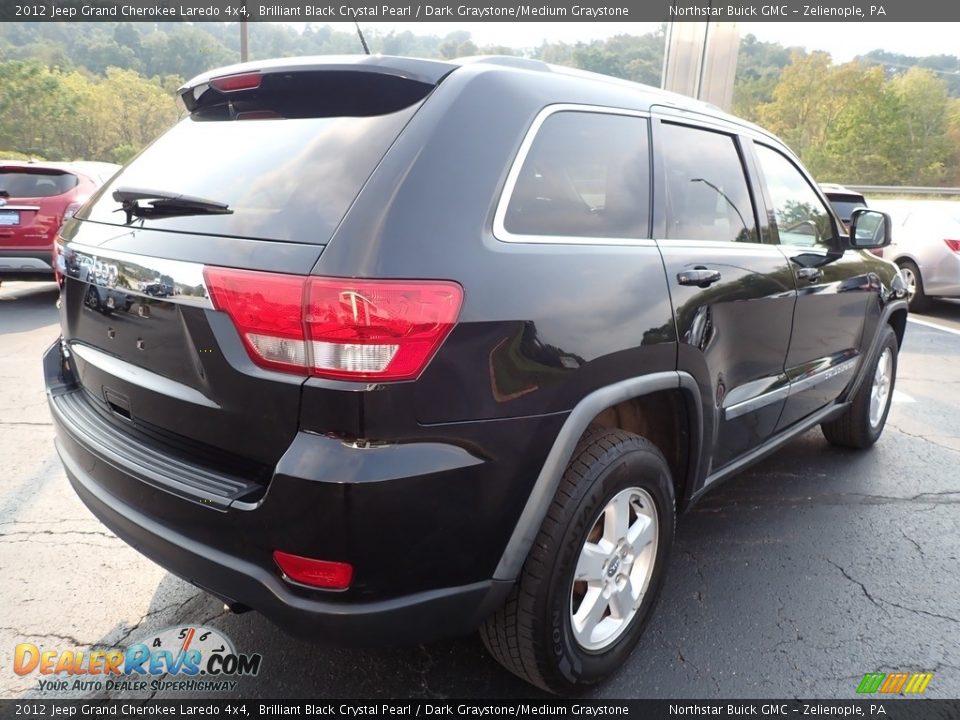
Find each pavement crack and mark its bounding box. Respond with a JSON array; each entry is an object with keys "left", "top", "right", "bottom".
[
  {"left": 899, "top": 527, "right": 925, "bottom": 558},
  {"left": 0, "top": 628, "right": 92, "bottom": 646},
  {"left": 681, "top": 548, "right": 706, "bottom": 593},
  {"left": 826, "top": 559, "right": 890, "bottom": 616},
  {"left": 827, "top": 558, "right": 959, "bottom": 625},
  {"left": 99, "top": 594, "right": 204, "bottom": 649},
  {"left": 0, "top": 529, "right": 115, "bottom": 539},
  {"left": 888, "top": 423, "right": 960, "bottom": 454}
]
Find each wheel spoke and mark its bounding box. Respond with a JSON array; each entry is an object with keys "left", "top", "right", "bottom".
[
  {"left": 627, "top": 514, "right": 655, "bottom": 554},
  {"left": 572, "top": 587, "right": 608, "bottom": 644},
  {"left": 603, "top": 492, "right": 632, "bottom": 543},
  {"left": 608, "top": 579, "right": 636, "bottom": 619},
  {"left": 575, "top": 542, "right": 608, "bottom": 583}
]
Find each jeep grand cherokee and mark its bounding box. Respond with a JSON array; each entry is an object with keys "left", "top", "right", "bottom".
[{"left": 44, "top": 55, "right": 908, "bottom": 693}]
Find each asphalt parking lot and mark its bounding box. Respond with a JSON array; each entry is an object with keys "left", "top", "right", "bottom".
[{"left": 1, "top": 280, "right": 958, "bottom": 700}]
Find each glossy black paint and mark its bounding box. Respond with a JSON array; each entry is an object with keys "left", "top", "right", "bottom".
[{"left": 46, "top": 56, "right": 909, "bottom": 644}]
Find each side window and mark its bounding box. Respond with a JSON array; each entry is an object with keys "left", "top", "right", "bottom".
[
  {"left": 660, "top": 123, "right": 758, "bottom": 244},
  {"left": 755, "top": 144, "right": 834, "bottom": 248},
  {"left": 503, "top": 111, "right": 650, "bottom": 239}
]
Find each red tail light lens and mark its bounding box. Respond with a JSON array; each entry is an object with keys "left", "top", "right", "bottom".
[
  {"left": 210, "top": 72, "right": 262, "bottom": 92},
  {"left": 203, "top": 268, "right": 463, "bottom": 381},
  {"left": 945, "top": 239, "right": 960, "bottom": 253},
  {"left": 62, "top": 202, "right": 82, "bottom": 222},
  {"left": 273, "top": 551, "right": 353, "bottom": 590}
]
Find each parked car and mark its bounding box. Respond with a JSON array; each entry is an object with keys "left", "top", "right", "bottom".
[
  {"left": 44, "top": 56, "right": 908, "bottom": 693},
  {"left": 873, "top": 201, "right": 960, "bottom": 311},
  {"left": 0, "top": 161, "right": 119, "bottom": 284},
  {"left": 821, "top": 183, "right": 868, "bottom": 230}
]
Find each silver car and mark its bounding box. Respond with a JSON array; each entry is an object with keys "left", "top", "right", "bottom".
[{"left": 873, "top": 200, "right": 960, "bottom": 311}]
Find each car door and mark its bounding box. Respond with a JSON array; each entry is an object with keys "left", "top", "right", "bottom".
[
  {"left": 750, "top": 141, "right": 876, "bottom": 431},
  {"left": 653, "top": 118, "right": 798, "bottom": 474}
]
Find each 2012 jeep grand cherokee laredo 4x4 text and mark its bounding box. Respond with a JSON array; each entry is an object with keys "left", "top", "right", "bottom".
[{"left": 44, "top": 55, "right": 908, "bottom": 693}]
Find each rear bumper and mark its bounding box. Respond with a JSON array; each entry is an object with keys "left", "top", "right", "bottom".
[
  {"left": 0, "top": 249, "right": 54, "bottom": 276},
  {"left": 923, "top": 250, "right": 960, "bottom": 297},
  {"left": 44, "top": 340, "right": 555, "bottom": 644},
  {"left": 58, "top": 436, "right": 511, "bottom": 644}
]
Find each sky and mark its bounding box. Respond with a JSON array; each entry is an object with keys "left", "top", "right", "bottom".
[{"left": 313, "top": 21, "right": 960, "bottom": 62}]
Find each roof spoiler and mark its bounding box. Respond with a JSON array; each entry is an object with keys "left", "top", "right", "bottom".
[{"left": 178, "top": 55, "right": 457, "bottom": 113}]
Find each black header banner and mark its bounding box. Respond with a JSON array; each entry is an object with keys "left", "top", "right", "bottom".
[
  {"left": 0, "top": 0, "right": 958, "bottom": 22},
  {"left": 0, "top": 699, "right": 951, "bottom": 719}
]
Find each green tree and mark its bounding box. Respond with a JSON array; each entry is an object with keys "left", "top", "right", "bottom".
[
  {"left": 757, "top": 53, "right": 904, "bottom": 184},
  {"left": 889, "top": 68, "right": 951, "bottom": 184}
]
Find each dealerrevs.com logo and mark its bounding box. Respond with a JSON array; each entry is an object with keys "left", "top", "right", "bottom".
[{"left": 14, "top": 625, "right": 262, "bottom": 693}]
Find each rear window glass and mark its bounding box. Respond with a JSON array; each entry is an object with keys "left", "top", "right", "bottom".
[
  {"left": 81, "top": 103, "right": 420, "bottom": 244},
  {"left": 829, "top": 198, "right": 867, "bottom": 222},
  {"left": 0, "top": 171, "right": 77, "bottom": 198},
  {"left": 503, "top": 111, "right": 651, "bottom": 240}
]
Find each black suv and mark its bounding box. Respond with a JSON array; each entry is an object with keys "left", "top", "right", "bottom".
[{"left": 45, "top": 56, "right": 908, "bottom": 693}]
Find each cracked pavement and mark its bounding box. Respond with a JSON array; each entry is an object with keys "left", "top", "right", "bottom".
[{"left": 1, "top": 281, "right": 958, "bottom": 700}]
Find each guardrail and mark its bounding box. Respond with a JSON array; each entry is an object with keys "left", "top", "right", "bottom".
[{"left": 847, "top": 185, "right": 960, "bottom": 196}]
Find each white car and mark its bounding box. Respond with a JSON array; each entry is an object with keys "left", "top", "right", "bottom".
[{"left": 872, "top": 200, "right": 960, "bottom": 311}]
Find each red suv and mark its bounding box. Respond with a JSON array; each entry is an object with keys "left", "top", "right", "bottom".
[{"left": 0, "top": 161, "right": 119, "bottom": 284}]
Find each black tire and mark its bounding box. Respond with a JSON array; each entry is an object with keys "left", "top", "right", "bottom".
[
  {"left": 821, "top": 325, "right": 898, "bottom": 449},
  {"left": 480, "top": 427, "right": 675, "bottom": 693},
  {"left": 897, "top": 259, "right": 930, "bottom": 312}
]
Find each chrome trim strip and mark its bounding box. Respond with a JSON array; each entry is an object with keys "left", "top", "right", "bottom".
[
  {"left": 725, "top": 385, "right": 790, "bottom": 421},
  {"left": 0, "top": 205, "right": 41, "bottom": 211},
  {"left": 492, "top": 103, "right": 654, "bottom": 247},
  {"left": 61, "top": 242, "right": 212, "bottom": 309},
  {"left": 724, "top": 357, "right": 859, "bottom": 421},
  {"left": 789, "top": 357, "right": 858, "bottom": 395},
  {"left": 70, "top": 343, "right": 219, "bottom": 409}
]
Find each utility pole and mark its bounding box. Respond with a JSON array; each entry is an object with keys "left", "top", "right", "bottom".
[{"left": 240, "top": 2, "right": 249, "bottom": 62}]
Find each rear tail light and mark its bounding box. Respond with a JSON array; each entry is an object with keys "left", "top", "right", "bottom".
[
  {"left": 945, "top": 239, "right": 960, "bottom": 253},
  {"left": 210, "top": 72, "right": 262, "bottom": 92},
  {"left": 203, "top": 267, "right": 463, "bottom": 381},
  {"left": 62, "top": 202, "right": 82, "bottom": 222},
  {"left": 273, "top": 551, "right": 353, "bottom": 590}
]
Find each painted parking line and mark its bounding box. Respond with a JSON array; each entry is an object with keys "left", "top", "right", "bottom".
[
  {"left": 908, "top": 316, "right": 960, "bottom": 338},
  {"left": 892, "top": 390, "right": 916, "bottom": 404}
]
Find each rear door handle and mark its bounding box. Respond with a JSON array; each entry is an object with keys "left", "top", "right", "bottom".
[
  {"left": 796, "top": 267, "right": 823, "bottom": 283},
  {"left": 677, "top": 269, "right": 722, "bottom": 287}
]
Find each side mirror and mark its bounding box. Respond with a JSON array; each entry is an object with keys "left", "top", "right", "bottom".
[{"left": 849, "top": 208, "right": 892, "bottom": 249}]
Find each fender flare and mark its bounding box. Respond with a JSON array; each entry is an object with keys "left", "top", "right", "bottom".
[
  {"left": 492, "top": 371, "right": 702, "bottom": 581},
  {"left": 844, "top": 299, "right": 909, "bottom": 402}
]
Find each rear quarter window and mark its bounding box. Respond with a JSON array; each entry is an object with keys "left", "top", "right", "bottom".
[{"left": 500, "top": 110, "right": 651, "bottom": 241}]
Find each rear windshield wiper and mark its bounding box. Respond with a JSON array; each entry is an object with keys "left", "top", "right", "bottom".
[{"left": 112, "top": 187, "right": 232, "bottom": 224}]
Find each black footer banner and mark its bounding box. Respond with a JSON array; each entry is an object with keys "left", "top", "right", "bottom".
[{"left": 1, "top": 699, "right": 957, "bottom": 720}]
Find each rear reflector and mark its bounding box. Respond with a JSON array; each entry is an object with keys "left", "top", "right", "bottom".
[
  {"left": 273, "top": 551, "right": 353, "bottom": 590},
  {"left": 203, "top": 267, "right": 463, "bottom": 381},
  {"left": 210, "top": 72, "right": 262, "bottom": 92},
  {"left": 945, "top": 239, "right": 960, "bottom": 253}
]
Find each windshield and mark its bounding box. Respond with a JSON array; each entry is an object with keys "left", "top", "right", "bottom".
[{"left": 81, "top": 104, "right": 420, "bottom": 244}]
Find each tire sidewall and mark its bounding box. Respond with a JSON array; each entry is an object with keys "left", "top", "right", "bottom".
[
  {"left": 541, "top": 444, "right": 675, "bottom": 690},
  {"left": 861, "top": 328, "right": 898, "bottom": 443}
]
